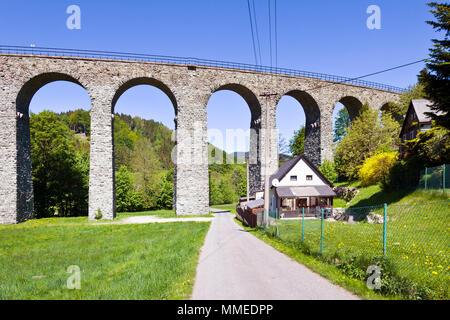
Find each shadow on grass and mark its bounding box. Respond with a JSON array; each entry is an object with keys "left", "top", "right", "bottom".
[{"left": 348, "top": 188, "right": 414, "bottom": 208}]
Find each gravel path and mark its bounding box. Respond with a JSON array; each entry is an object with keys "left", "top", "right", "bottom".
[{"left": 191, "top": 211, "right": 359, "bottom": 300}]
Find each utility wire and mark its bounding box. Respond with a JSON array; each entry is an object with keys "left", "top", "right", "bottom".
[
  {"left": 306, "top": 59, "right": 426, "bottom": 92},
  {"left": 268, "top": 0, "right": 273, "bottom": 68},
  {"left": 252, "top": 0, "right": 262, "bottom": 66},
  {"left": 247, "top": 0, "right": 259, "bottom": 65},
  {"left": 274, "top": 0, "right": 278, "bottom": 68}
]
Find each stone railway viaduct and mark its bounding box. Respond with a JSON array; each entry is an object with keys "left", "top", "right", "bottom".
[{"left": 0, "top": 50, "right": 401, "bottom": 224}]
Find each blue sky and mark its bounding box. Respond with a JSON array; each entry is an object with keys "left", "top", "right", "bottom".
[{"left": 0, "top": 0, "right": 436, "bottom": 152}]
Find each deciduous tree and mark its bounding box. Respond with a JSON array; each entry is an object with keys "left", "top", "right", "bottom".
[
  {"left": 335, "top": 105, "right": 400, "bottom": 180},
  {"left": 289, "top": 126, "right": 305, "bottom": 157}
]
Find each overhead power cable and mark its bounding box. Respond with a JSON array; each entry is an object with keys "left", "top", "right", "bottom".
[
  {"left": 274, "top": 0, "right": 278, "bottom": 68},
  {"left": 247, "top": 0, "right": 259, "bottom": 65},
  {"left": 252, "top": 0, "right": 262, "bottom": 65},
  {"left": 268, "top": 0, "right": 273, "bottom": 68},
  {"left": 306, "top": 59, "right": 427, "bottom": 92}
]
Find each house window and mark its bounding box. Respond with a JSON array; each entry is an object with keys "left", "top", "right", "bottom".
[
  {"left": 306, "top": 175, "right": 313, "bottom": 181},
  {"left": 290, "top": 176, "right": 298, "bottom": 181}
]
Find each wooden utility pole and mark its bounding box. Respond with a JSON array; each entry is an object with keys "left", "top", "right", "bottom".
[
  {"left": 260, "top": 92, "right": 277, "bottom": 229},
  {"left": 246, "top": 155, "right": 250, "bottom": 202}
]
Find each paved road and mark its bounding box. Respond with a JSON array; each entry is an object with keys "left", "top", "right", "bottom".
[{"left": 191, "top": 211, "right": 358, "bottom": 300}]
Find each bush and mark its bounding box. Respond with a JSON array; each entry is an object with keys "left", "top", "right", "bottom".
[
  {"left": 404, "top": 126, "right": 450, "bottom": 166},
  {"left": 358, "top": 152, "right": 398, "bottom": 187},
  {"left": 381, "top": 156, "right": 422, "bottom": 191},
  {"left": 319, "top": 160, "right": 338, "bottom": 183},
  {"left": 156, "top": 171, "right": 174, "bottom": 209},
  {"left": 115, "top": 166, "right": 144, "bottom": 212},
  {"left": 95, "top": 208, "right": 102, "bottom": 220},
  {"left": 335, "top": 106, "right": 400, "bottom": 180},
  {"left": 156, "top": 180, "right": 173, "bottom": 209}
]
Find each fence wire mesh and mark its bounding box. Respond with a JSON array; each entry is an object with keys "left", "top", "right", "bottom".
[
  {"left": 263, "top": 200, "right": 449, "bottom": 298},
  {"left": 418, "top": 164, "right": 448, "bottom": 191},
  {"left": 387, "top": 202, "right": 449, "bottom": 295}
]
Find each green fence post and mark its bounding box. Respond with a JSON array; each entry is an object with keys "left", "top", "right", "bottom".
[
  {"left": 425, "top": 167, "right": 428, "bottom": 191},
  {"left": 302, "top": 207, "right": 305, "bottom": 243},
  {"left": 276, "top": 208, "right": 279, "bottom": 237},
  {"left": 321, "top": 208, "right": 324, "bottom": 255},
  {"left": 264, "top": 209, "right": 267, "bottom": 231},
  {"left": 383, "top": 203, "right": 387, "bottom": 258}
]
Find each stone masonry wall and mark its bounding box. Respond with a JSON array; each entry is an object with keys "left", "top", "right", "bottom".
[{"left": 0, "top": 54, "right": 400, "bottom": 224}]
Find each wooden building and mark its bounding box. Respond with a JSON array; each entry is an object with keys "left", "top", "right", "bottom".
[{"left": 399, "top": 99, "right": 438, "bottom": 158}]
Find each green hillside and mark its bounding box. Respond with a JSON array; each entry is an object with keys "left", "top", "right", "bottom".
[{"left": 30, "top": 109, "right": 246, "bottom": 218}]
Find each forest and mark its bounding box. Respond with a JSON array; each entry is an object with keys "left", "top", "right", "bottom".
[{"left": 30, "top": 109, "right": 247, "bottom": 218}]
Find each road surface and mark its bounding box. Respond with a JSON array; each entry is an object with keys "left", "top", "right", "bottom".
[{"left": 191, "top": 211, "right": 358, "bottom": 300}]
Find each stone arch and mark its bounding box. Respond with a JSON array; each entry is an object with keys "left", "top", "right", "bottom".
[
  {"left": 207, "top": 83, "right": 262, "bottom": 194},
  {"left": 379, "top": 100, "right": 404, "bottom": 124},
  {"left": 380, "top": 101, "right": 399, "bottom": 114},
  {"left": 211, "top": 83, "right": 262, "bottom": 121},
  {"left": 109, "top": 76, "right": 179, "bottom": 214},
  {"left": 276, "top": 90, "right": 321, "bottom": 166},
  {"left": 16, "top": 72, "right": 87, "bottom": 114},
  {"left": 337, "top": 96, "right": 363, "bottom": 121},
  {"left": 15, "top": 72, "right": 92, "bottom": 223}
]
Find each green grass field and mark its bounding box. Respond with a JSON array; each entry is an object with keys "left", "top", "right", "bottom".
[
  {"left": 117, "top": 209, "right": 214, "bottom": 219},
  {"left": 334, "top": 182, "right": 450, "bottom": 208},
  {"left": 269, "top": 185, "right": 450, "bottom": 299},
  {"left": 0, "top": 218, "right": 210, "bottom": 300},
  {"left": 210, "top": 204, "right": 237, "bottom": 213}
]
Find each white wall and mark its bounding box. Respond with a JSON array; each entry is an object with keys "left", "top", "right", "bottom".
[{"left": 278, "top": 159, "right": 327, "bottom": 187}]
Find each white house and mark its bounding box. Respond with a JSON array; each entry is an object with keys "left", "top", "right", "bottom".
[{"left": 269, "top": 154, "right": 336, "bottom": 218}]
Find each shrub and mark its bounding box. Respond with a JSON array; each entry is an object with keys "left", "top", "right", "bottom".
[
  {"left": 381, "top": 156, "right": 422, "bottom": 191},
  {"left": 156, "top": 180, "right": 173, "bottom": 209},
  {"left": 95, "top": 208, "right": 102, "bottom": 220},
  {"left": 335, "top": 106, "right": 400, "bottom": 180},
  {"left": 319, "top": 160, "right": 338, "bottom": 183},
  {"left": 358, "top": 152, "right": 398, "bottom": 187}
]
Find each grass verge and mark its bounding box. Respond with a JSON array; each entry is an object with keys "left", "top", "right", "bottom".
[
  {"left": 334, "top": 181, "right": 449, "bottom": 209},
  {"left": 117, "top": 210, "right": 214, "bottom": 219},
  {"left": 210, "top": 204, "right": 237, "bottom": 213},
  {"left": 234, "top": 218, "right": 395, "bottom": 300},
  {"left": 0, "top": 220, "right": 210, "bottom": 299}
]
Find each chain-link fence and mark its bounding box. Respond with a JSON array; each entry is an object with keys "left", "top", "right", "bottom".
[
  {"left": 261, "top": 200, "right": 449, "bottom": 299},
  {"left": 418, "top": 164, "right": 448, "bottom": 191}
]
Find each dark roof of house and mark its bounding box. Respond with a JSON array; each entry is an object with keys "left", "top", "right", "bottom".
[
  {"left": 246, "top": 198, "right": 265, "bottom": 209},
  {"left": 275, "top": 185, "right": 336, "bottom": 198},
  {"left": 400, "top": 99, "right": 439, "bottom": 136},
  {"left": 269, "top": 154, "right": 333, "bottom": 188},
  {"left": 411, "top": 99, "right": 437, "bottom": 123}
]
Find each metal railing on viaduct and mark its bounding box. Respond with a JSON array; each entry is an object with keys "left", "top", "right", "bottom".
[{"left": 0, "top": 45, "right": 407, "bottom": 94}]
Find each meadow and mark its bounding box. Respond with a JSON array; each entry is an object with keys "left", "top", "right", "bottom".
[
  {"left": 0, "top": 217, "right": 210, "bottom": 300},
  {"left": 269, "top": 197, "right": 449, "bottom": 299}
]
